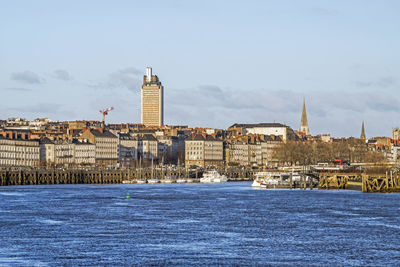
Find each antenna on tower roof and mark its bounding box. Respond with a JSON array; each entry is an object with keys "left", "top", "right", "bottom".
[{"left": 146, "top": 67, "right": 152, "bottom": 82}]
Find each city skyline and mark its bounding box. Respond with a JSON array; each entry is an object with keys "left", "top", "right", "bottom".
[{"left": 1, "top": 1, "right": 399, "bottom": 137}]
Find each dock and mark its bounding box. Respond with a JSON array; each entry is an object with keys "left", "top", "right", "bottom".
[
  {"left": 0, "top": 168, "right": 254, "bottom": 186},
  {"left": 318, "top": 172, "right": 400, "bottom": 193}
]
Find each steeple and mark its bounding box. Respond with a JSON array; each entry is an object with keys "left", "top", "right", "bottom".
[
  {"left": 360, "top": 121, "right": 366, "bottom": 140},
  {"left": 299, "top": 99, "right": 310, "bottom": 136}
]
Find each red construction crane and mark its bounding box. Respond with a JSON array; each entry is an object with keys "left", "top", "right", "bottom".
[{"left": 100, "top": 106, "right": 114, "bottom": 125}]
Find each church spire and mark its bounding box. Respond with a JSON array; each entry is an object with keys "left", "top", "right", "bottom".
[
  {"left": 360, "top": 121, "right": 366, "bottom": 140},
  {"left": 300, "top": 99, "right": 310, "bottom": 135}
]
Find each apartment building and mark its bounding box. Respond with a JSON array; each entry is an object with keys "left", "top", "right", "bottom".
[
  {"left": 81, "top": 129, "right": 118, "bottom": 167},
  {"left": 0, "top": 136, "right": 39, "bottom": 167},
  {"left": 185, "top": 134, "right": 223, "bottom": 168},
  {"left": 225, "top": 135, "right": 282, "bottom": 167},
  {"left": 118, "top": 133, "right": 138, "bottom": 168},
  {"left": 73, "top": 140, "right": 96, "bottom": 166},
  {"left": 140, "top": 134, "right": 158, "bottom": 161},
  {"left": 0, "top": 136, "right": 16, "bottom": 166}
]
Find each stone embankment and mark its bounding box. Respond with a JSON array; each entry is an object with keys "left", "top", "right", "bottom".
[{"left": 0, "top": 168, "right": 254, "bottom": 186}]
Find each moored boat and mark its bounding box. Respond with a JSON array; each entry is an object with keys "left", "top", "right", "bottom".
[
  {"left": 200, "top": 170, "right": 228, "bottom": 183},
  {"left": 251, "top": 179, "right": 265, "bottom": 187}
]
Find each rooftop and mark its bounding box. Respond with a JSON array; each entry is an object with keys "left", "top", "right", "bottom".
[{"left": 229, "top": 123, "right": 289, "bottom": 128}]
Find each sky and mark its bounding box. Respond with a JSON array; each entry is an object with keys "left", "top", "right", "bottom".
[{"left": 1, "top": 0, "right": 399, "bottom": 138}]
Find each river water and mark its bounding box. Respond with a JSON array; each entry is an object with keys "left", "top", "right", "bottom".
[{"left": 0, "top": 183, "right": 399, "bottom": 266}]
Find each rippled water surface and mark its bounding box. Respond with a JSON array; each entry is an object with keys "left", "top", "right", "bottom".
[{"left": 0, "top": 183, "right": 399, "bottom": 266}]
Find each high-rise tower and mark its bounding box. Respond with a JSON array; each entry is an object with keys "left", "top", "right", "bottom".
[
  {"left": 141, "top": 67, "right": 164, "bottom": 127},
  {"left": 299, "top": 99, "right": 310, "bottom": 136},
  {"left": 360, "top": 121, "right": 366, "bottom": 140}
]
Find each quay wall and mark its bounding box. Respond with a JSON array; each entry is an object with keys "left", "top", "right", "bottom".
[{"left": 0, "top": 168, "right": 254, "bottom": 186}]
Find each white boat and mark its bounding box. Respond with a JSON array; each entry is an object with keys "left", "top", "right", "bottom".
[
  {"left": 252, "top": 171, "right": 304, "bottom": 188},
  {"left": 186, "top": 179, "right": 194, "bottom": 183},
  {"left": 176, "top": 178, "right": 187, "bottom": 183},
  {"left": 148, "top": 179, "right": 160, "bottom": 184},
  {"left": 200, "top": 170, "right": 228, "bottom": 183},
  {"left": 162, "top": 179, "right": 174, "bottom": 183},
  {"left": 136, "top": 180, "right": 147, "bottom": 184},
  {"left": 252, "top": 179, "right": 265, "bottom": 187}
]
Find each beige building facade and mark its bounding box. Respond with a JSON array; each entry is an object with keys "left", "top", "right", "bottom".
[
  {"left": 39, "top": 138, "right": 95, "bottom": 167},
  {"left": 118, "top": 133, "right": 138, "bottom": 167},
  {"left": 0, "top": 137, "right": 17, "bottom": 166},
  {"left": 0, "top": 136, "right": 39, "bottom": 167},
  {"left": 74, "top": 141, "right": 96, "bottom": 166},
  {"left": 81, "top": 129, "right": 118, "bottom": 167},
  {"left": 185, "top": 134, "right": 224, "bottom": 168}
]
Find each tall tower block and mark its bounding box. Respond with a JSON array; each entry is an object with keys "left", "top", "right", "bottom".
[
  {"left": 299, "top": 99, "right": 310, "bottom": 136},
  {"left": 141, "top": 67, "right": 164, "bottom": 127}
]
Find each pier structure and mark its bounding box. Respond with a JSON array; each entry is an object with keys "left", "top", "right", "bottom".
[
  {"left": 318, "top": 172, "right": 400, "bottom": 193},
  {"left": 0, "top": 167, "right": 257, "bottom": 186}
]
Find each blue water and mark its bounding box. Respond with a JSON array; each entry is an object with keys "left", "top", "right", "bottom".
[{"left": 0, "top": 183, "right": 399, "bottom": 266}]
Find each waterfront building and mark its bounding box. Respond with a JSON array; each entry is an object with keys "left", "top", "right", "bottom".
[
  {"left": 81, "top": 129, "right": 118, "bottom": 167},
  {"left": 0, "top": 136, "right": 16, "bottom": 166},
  {"left": 249, "top": 142, "right": 262, "bottom": 166},
  {"left": 226, "top": 141, "right": 249, "bottom": 166},
  {"left": 156, "top": 134, "right": 184, "bottom": 164},
  {"left": 0, "top": 136, "right": 40, "bottom": 167},
  {"left": 39, "top": 138, "right": 96, "bottom": 167},
  {"left": 225, "top": 134, "right": 282, "bottom": 167},
  {"left": 14, "top": 139, "right": 40, "bottom": 167},
  {"left": 299, "top": 99, "right": 310, "bottom": 136},
  {"left": 185, "top": 134, "right": 223, "bottom": 168},
  {"left": 260, "top": 135, "right": 282, "bottom": 167},
  {"left": 140, "top": 134, "right": 158, "bottom": 161},
  {"left": 118, "top": 133, "right": 138, "bottom": 168},
  {"left": 39, "top": 137, "right": 55, "bottom": 166},
  {"left": 54, "top": 140, "right": 75, "bottom": 167},
  {"left": 141, "top": 67, "right": 164, "bottom": 127},
  {"left": 73, "top": 140, "right": 96, "bottom": 166}
]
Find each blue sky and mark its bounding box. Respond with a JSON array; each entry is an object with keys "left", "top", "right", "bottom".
[{"left": 1, "top": 0, "right": 399, "bottom": 137}]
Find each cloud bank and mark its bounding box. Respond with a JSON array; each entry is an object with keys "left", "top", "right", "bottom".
[
  {"left": 11, "top": 71, "right": 44, "bottom": 84},
  {"left": 52, "top": 70, "right": 73, "bottom": 81}
]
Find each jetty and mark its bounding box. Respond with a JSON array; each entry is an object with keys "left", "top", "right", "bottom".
[
  {"left": 0, "top": 167, "right": 254, "bottom": 186},
  {"left": 318, "top": 172, "right": 400, "bottom": 193}
]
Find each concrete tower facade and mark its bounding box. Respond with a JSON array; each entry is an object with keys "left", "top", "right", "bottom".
[
  {"left": 299, "top": 99, "right": 310, "bottom": 136},
  {"left": 141, "top": 67, "right": 164, "bottom": 127}
]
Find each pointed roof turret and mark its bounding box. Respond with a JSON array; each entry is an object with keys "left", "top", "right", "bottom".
[
  {"left": 360, "top": 121, "right": 366, "bottom": 140},
  {"left": 299, "top": 99, "right": 310, "bottom": 136}
]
